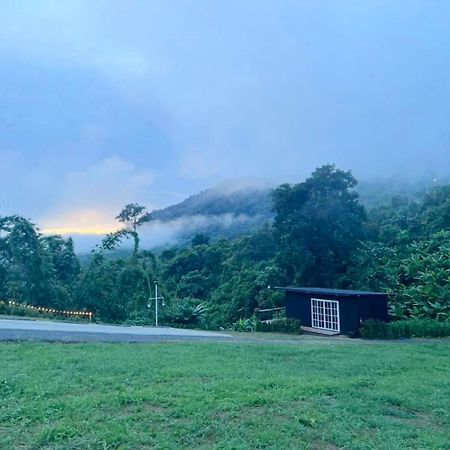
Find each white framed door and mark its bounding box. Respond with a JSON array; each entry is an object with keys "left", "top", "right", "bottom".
[{"left": 311, "top": 298, "right": 340, "bottom": 332}]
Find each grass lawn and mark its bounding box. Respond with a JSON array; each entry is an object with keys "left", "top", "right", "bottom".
[{"left": 1, "top": 341, "right": 449, "bottom": 449}]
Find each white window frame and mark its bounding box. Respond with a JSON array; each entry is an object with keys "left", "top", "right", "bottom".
[{"left": 311, "top": 298, "right": 340, "bottom": 332}]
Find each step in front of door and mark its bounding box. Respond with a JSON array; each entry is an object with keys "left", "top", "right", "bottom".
[{"left": 301, "top": 326, "right": 340, "bottom": 336}]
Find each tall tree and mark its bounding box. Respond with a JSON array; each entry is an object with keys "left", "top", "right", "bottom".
[
  {"left": 272, "top": 164, "right": 366, "bottom": 286},
  {"left": 0, "top": 216, "right": 79, "bottom": 307},
  {"left": 102, "top": 203, "right": 151, "bottom": 255}
]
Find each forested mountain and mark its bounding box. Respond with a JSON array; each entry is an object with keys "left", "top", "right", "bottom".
[
  {"left": 151, "top": 179, "right": 274, "bottom": 220},
  {"left": 148, "top": 179, "right": 275, "bottom": 242}
]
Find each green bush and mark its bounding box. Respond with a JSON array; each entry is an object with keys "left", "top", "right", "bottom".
[
  {"left": 232, "top": 317, "right": 257, "bottom": 332},
  {"left": 361, "top": 318, "right": 450, "bottom": 339},
  {"left": 255, "top": 318, "right": 302, "bottom": 334},
  {"left": 230, "top": 317, "right": 302, "bottom": 334},
  {"left": 359, "top": 319, "right": 389, "bottom": 339},
  {"left": 165, "top": 298, "right": 208, "bottom": 327}
]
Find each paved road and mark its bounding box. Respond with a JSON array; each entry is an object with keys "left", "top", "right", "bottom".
[
  {"left": 0, "top": 318, "right": 232, "bottom": 343},
  {"left": 2, "top": 318, "right": 448, "bottom": 345}
]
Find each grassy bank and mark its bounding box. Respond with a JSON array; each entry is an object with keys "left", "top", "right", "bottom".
[{"left": 1, "top": 342, "right": 449, "bottom": 449}]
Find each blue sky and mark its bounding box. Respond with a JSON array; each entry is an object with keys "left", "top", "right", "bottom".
[{"left": 1, "top": 1, "right": 449, "bottom": 240}]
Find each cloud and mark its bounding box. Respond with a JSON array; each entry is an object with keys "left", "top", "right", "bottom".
[
  {"left": 139, "top": 213, "right": 267, "bottom": 249},
  {"left": 178, "top": 150, "right": 229, "bottom": 179},
  {"left": 212, "top": 178, "right": 275, "bottom": 196},
  {"left": 61, "top": 211, "right": 267, "bottom": 253},
  {"left": 63, "top": 156, "right": 153, "bottom": 208},
  {"left": 91, "top": 51, "right": 151, "bottom": 79},
  {"left": 41, "top": 209, "right": 119, "bottom": 236},
  {"left": 40, "top": 156, "right": 154, "bottom": 235}
]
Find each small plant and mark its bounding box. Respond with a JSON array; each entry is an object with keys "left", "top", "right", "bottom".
[
  {"left": 232, "top": 317, "right": 257, "bottom": 332},
  {"left": 361, "top": 318, "right": 450, "bottom": 339},
  {"left": 359, "top": 319, "right": 389, "bottom": 339}
]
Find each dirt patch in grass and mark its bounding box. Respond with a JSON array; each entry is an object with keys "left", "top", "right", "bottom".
[{"left": 310, "top": 440, "right": 340, "bottom": 450}]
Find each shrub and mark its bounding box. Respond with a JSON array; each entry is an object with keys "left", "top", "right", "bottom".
[
  {"left": 232, "top": 317, "right": 257, "bottom": 332},
  {"left": 361, "top": 318, "right": 450, "bottom": 339},
  {"left": 165, "top": 298, "right": 208, "bottom": 327},
  {"left": 256, "top": 318, "right": 302, "bottom": 334},
  {"left": 359, "top": 319, "right": 389, "bottom": 339}
]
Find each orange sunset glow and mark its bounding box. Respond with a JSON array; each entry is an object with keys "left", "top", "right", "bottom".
[{"left": 40, "top": 209, "right": 119, "bottom": 236}]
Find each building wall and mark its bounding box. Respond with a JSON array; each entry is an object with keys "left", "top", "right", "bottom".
[
  {"left": 357, "top": 296, "right": 389, "bottom": 323},
  {"left": 285, "top": 291, "right": 312, "bottom": 327},
  {"left": 285, "top": 292, "right": 389, "bottom": 335},
  {"left": 338, "top": 299, "right": 359, "bottom": 334}
]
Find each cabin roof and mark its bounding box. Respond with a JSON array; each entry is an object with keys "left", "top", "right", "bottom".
[{"left": 275, "top": 287, "right": 387, "bottom": 298}]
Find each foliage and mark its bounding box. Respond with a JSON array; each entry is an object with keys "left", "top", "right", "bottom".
[
  {"left": 393, "top": 231, "right": 450, "bottom": 320},
  {"left": 346, "top": 241, "right": 399, "bottom": 292},
  {"left": 102, "top": 203, "right": 151, "bottom": 255},
  {"left": 231, "top": 314, "right": 302, "bottom": 334},
  {"left": 255, "top": 318, "right": 302, "bottom": 334},
  {"left": 272, "top": 164, "right": 366, "bottom": 286},
  {"left": 360, "top": 319, "right": 390, "bottom": 339},
  {"left": 164, "top": 298, "right": 208, "bottom": 326},
  {"left": 191, "top": 233, "right": 210, "bottom": 246},
  {"left": 231, "top": 316, "right": 257, "bottom": 332},
  {"left": 419, "top": 185, "right": 450, "bottom": 233},
  {"left": 75, "top": 251, "right": 157, "bottom": 322},
  {"left": 360, "top": 318, "right": 450, "bottom": 339},
  {"left": 0, "top": 216, "right": 80, "bottom": 308}
]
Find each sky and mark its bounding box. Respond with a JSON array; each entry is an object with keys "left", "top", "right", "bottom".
[{"left": 1, "top": 0, "right": 450, "bottom": 246}]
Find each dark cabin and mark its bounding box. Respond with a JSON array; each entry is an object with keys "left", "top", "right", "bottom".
[{"left": 277, "top": 287, "right": 389, "bottom": 336}]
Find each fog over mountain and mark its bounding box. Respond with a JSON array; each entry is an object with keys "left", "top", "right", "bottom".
[{"left": 68, "top": 173, "right": 447, "bottom": 253}]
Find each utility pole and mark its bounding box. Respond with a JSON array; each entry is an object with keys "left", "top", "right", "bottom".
[{"left": 148, "top": 281, "right": 164, "bottom": 327}]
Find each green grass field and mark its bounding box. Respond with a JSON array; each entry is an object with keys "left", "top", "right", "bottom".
[{"left": 1, "top": 341, "right": 449, "bottom": 449}]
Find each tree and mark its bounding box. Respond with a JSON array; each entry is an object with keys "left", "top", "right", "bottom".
[
  {"left": 0, "top": 216, "right": 79, "bottom": 307},
  {"left": 0, "top": 216, "right": 48, "bottom": 302},
  {"left": 419, "top": 186, "right": 450, "bottom": 234},
  {"left": 42, "top": 235, "right": 80, "bottom": 286},
  {"left": 76, "top": 251, "right": 158, "bottom": 322},
  {"left": 102, "top": 203, "right": 151, "bottom": 255},
  {"left": 272, "top": 164, "right": 366, "bottom": 286},
  {"left": 85, "top": 204, "right": 157, "bottom": 321},
  {"left": 191, "top": 233, "right": 210, "bottom": 247}
]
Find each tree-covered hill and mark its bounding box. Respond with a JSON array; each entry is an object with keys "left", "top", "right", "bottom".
[
  {"left": 151, "top": 179, "right": 274, "bottom": 220},
  {"left": 148, "top": 179, "right": 275, "bottom": 242}
]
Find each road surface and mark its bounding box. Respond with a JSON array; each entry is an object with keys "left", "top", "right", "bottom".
[
  {"left": 2, "top": 318, "right": 447, "bottom": 345},
  {"left": 0, "top": 318, "right": 231, "bottom": 343}
]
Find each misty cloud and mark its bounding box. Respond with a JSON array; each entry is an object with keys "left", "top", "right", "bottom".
[
  {"left": 138, "top": 213, "right": 269, "bottom": 250},
  {"left": 1, "top": 1, "right": 450, "bottom": 238},
  {"left": 63, "top": 212, "right": 269, "bottom": 253},
  {"left": 40, "top": 157, "right": 154, "bottom": 234}
]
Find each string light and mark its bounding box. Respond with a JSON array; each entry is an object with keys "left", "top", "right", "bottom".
[{"left": 0, "top": 300, "right": 93, "bottom": 319}]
